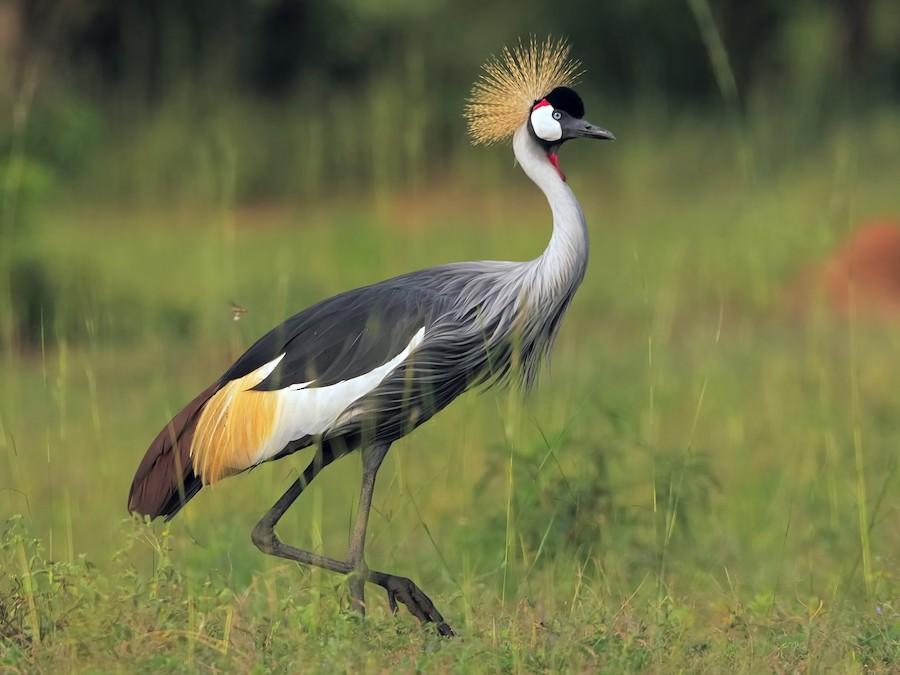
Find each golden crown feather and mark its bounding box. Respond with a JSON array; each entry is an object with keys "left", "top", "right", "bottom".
[{"left": 464, "top": 36, "right": 583, "bottom": 146}]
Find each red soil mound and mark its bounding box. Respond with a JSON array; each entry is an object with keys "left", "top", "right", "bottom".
[{"left": 820, "top": 219, "right": 900, "bottom": 318}]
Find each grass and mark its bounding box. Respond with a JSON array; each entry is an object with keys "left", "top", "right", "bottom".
[{"left": 2, "top": 110, "right": 900, "bottom": 672}]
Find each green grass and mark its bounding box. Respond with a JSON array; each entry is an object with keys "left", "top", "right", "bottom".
[{"left": 2, "top": 113, "right": 900, "bottom": 672}]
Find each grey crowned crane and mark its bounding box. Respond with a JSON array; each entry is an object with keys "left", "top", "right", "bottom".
[{"left": 128, "top": 37, "right": 614, "bottom": 636}]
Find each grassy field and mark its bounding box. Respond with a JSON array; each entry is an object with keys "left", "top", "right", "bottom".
[{"left": 3, "top": 112, "right": 900, "bottom": 672}]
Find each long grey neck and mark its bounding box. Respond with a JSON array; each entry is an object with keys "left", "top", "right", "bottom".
[{"left": 512, "top": 125, "right": 589, "bottom": 299}]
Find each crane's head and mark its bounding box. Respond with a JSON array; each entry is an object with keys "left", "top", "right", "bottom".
[
  {"left": 527, "top": 86, "right": 614, "bottom": 181},
  {"left": 464, "top": 36, "right": 614, "bottom": 181}
]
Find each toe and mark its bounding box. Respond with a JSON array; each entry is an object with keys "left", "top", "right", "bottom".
[
  {"left": 386, "top": 588, "right": 399, "bottom": 614},
  {"left": 376, "top": 574, "right": 454, "bottom": 636}
]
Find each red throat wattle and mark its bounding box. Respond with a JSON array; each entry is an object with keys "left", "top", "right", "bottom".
[{"left": 548, "top": 152, "right": 566, "bottom": 182}]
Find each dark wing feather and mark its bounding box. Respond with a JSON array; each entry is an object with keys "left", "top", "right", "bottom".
[
  {"left": 127, "top": 381, "right": 220, "bottom": 519},
  {"left": 222, "top": 282, "right": 441, "bottom": 391}
]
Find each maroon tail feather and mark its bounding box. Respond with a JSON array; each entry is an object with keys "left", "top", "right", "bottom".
[{"left": 128, "top": 382, "right": 220, "bottom": 520}]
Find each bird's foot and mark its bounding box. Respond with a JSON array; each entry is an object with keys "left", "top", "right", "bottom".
[{"left": 370, "top": 572, "right": 454, "bottom": 636}]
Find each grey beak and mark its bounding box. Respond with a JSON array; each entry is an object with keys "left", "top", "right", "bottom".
[{"left": 569, "top": 118, "right": 615, "bottom": 141}]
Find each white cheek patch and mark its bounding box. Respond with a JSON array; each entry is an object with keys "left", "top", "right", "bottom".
[{"left": 530, "top": 104, "right": 562, "bottom": 142}]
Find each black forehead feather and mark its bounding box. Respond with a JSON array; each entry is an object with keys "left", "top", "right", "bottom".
[{"left": 544, "top": 86, "right": 584, "bottom": 119}]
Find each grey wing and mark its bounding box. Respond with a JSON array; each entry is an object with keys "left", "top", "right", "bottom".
[
  {"left": 221, "top": 281, "right": 441, "bottom": 391},
  {"left": 324, "top": 314, "right": 513, "bottom": 447}
]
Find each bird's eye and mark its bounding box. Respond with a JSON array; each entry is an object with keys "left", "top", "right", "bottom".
[{"left": 552, "top": 111, "right": 561, "bottom": 120}]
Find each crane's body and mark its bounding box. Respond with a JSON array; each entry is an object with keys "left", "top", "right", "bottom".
[{"left": 128, "top": 38, "right": 613, "bottom": 635}]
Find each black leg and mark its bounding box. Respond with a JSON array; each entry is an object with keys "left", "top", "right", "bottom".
[
  {"left": 346, "top": 443, "right": 390, "bottom": 614},
  {"left": 251, "top": 448, "right": 350, "bottom": 574},
  {"left": 251, "top": 444, "right": 454, "bottom": 636}
]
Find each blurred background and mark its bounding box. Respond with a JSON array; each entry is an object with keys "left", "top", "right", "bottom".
[
  {"left": 1, "top": 0, "right": 899, "bottom": 204},
  {"left": 2, "top": 1, "right": 900, "bottom": 670}
]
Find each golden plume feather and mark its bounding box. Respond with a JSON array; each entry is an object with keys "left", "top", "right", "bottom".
[{"left": 464, "top": 36, "right": 582, "bottom": 145}]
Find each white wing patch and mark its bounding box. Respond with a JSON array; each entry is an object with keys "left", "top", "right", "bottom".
[{"left": 252, "top": 327, "right": 425, "bottom": 465}]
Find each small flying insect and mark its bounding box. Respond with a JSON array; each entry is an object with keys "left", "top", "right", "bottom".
[{"left": 229, "top": 301, "right": 248, "bottom": 322}]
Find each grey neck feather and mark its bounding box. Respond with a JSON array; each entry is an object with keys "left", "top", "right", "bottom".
[
  {"left": 474, "top": 123, "right": 589, "bottom": 387},
  {"left": 512, "top": 124, "right": 589, "bottom": 301}
]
